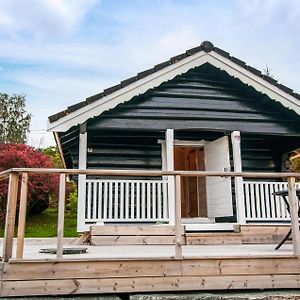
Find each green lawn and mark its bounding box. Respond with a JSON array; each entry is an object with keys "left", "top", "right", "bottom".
[{"left": 0, "top": 208, "right": 78, "bottom": 238}]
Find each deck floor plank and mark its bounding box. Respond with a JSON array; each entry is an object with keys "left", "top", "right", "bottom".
[
  {"left": 1, "top": 240, "right": 299, "bottom": 297},
  {"left": 2, "top": 275, "right": 300, "bottom": 297}
]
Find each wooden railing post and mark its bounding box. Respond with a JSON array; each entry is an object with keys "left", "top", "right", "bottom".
[
  {"left": 57, "top": 173, "right": 66, "bottom": 259},
  {"left": 2, "top": 172, "right": 19, "bottom": 262},
  {"left": 16, "top": 172, "right": 28, "bottom": 259},
  {"left": 174, "top": 175, "right": 182, "bottom": 259},
  {"left": 287, "top": 176, "right": 300, "bottom": 256}
]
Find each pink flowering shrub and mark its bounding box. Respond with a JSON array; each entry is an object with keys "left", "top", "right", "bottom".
[{"left": 0, "top": 144, "right": 59, "bottom": 222}]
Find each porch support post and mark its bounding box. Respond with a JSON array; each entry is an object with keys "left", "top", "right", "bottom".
[
  {"left": 287, "top": 176, "right": 300, "bottom": 256},
  {"left": 77, "top": 122, "right": 87, "bottom": 232},
  {"left": 231, "top": 131, "right": 246, "bottom": 224},
  {"left": 166, "top": 129, "right": 175, "bottom": 225}
]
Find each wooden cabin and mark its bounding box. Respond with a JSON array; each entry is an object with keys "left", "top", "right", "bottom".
[
  {"left": 1, "top": 41, "right": 300, "bottom": 298},
  {"left": 48, "top": 41, "right": 300, "bottom": 242}
]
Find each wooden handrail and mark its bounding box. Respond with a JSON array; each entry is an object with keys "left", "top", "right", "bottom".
[
  {"left": 1, "top": 167, "right": 300, "bottom": 261},
  {"left": 1, "top": 167, "right": 300, "bottom": 178},
  {"left": 0, "top": 169, "right": 12, "bottom": 181}
]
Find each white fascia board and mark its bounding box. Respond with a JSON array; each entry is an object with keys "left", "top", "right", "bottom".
[
  {"left": 48, "top": 49, "right": 300, "bottom": 133},
  {"left": 207, "top": 52, "right": 300, "bottom": 115},
  {"left": 48, "top": 51, "right": 208, "bottom": 132}
]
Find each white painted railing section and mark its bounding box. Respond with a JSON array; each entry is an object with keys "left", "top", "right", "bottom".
[
  {"left": 85, "top": 179, "right": 169, "bottom": 223},
  {"left": 243, "top": 181, "right": 300, "bottom": 222}
]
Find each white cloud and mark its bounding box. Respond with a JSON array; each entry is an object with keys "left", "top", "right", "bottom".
[
  {"left": 0, "top": 0, "right": 300, "bottom": 135},
  {"left": 0, "top": 0, "right": 97, "bottom": 39}
]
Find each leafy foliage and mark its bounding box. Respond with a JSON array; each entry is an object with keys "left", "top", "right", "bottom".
[
  {"left": 0, "top": 144, "right": 58, "bottom": 222},
  {"left": 42, "top": 146, "right": 64, "bottom": 168},
  {"left": 290, "top": 155, "right": 300, "bottom": 172},
  {"left": 66, "top": 181, "right": 78, "bottom": 214},
  {"left": 0, "top": 93, "right": 31, "bottom": 144},
  {"left": 42, "top": 146, "right": 78, "bottom": 211}
]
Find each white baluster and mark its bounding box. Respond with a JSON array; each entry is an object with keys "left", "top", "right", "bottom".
[
  {"left": 120, "top": 181, "right": 124, "bottom": 220},
  {"left": 136, "top": 181, "right": 140, "bottom": 220},
  {"left": 114, "top": 181, "right": 119, "bottom": 219},
  {"left": 152, "top": 182, "right": 157, "bottom": 220},
  {"left": 157, "top": 181, "right": 162, "bottom": 219},
  {"left": 141, "top": 182, "right": 146, "bottom": 219}
]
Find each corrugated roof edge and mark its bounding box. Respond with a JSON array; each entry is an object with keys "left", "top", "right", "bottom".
[{"left": 48, "top": 40, "right": 300, "bottom": 123}]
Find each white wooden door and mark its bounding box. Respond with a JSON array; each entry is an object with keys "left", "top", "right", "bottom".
[{"left": 204, "top": 136, "right": 233, "bottom": 218}]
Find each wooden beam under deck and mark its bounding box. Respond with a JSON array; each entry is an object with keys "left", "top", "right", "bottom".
[{"left": 1, "top": 255, "right": 300, "bottom": 297}]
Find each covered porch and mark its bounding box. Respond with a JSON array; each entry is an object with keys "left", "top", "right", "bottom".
[{"left": 76, "top": 128, "right": 299, "bottom": 232}]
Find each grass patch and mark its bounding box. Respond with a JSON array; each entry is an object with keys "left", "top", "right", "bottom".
[{"left": 0, "top": 208, "right": 78, "bottom": 238}]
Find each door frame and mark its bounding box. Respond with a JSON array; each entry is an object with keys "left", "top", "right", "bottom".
[
  {"left": 174, "top": 145, "right": 208, "bottom": 218},
  {"left": 159, "top": 139, "right": 208, "bottom": 171},
  {"left": 160, "top": 138, "right": 211, "bottom": 222},
  {"left": 159, "top": 130, "right": 245, "bottom": 226}
]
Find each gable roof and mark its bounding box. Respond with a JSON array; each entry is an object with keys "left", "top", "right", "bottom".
[{"left": 48, "top": 41, "right": 300, "bottom": 132}]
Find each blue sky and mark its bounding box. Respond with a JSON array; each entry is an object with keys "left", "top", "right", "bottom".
[{"left": 0, "top": 0, "right": 299, "bottom": 146}]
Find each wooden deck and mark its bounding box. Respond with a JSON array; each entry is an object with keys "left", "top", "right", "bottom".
[
  {"left": 1, "top": 241, "right": 300, "bottom": 297},
  {"left": 0, "top": 168, "right": 299, "bottom": 297}
]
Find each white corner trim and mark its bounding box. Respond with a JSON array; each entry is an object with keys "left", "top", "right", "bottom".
[
  {"left": 47, "top": 51, "right": 208, "bottom": 132},
  {"left": 207, "top": 52, "right": 300, "bottom": 115},
  {"left": 54, "top": 132, "right": 67, "bottom": 169}
]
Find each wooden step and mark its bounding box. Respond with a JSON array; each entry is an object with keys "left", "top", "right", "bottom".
[
  {"left": 90, "top": 225, "right": 186, "bottom": 245},
  {"left": 186, "top": 232, "right": 242, "bottom": 245},
  {"left": 186, "top": 224, "right": 291, "bottom": 245},
  {"left": 239, "top": 224, "right": 290, "bottom": 244},
  {"left": 90, "top": 224, "right": 291, "bottom": 246}
]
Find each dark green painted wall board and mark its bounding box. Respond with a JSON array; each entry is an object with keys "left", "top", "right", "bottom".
[
  {"left": 88, "top": 118, "right": 299, "bottom": 135},
  {"left": 58, "top": 63, "right": 300, "bottom": 171}
]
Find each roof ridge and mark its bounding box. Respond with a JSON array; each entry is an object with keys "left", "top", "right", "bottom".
[{"left": 48, "top": 41, "right": 300, "bottom": 124}]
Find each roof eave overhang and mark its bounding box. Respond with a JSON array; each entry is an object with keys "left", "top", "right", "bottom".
[
  {"left": 47, "top": 50, "right": 209, "bottom": 132},
  {"left": 47, "top": 50, "right": 300, "bottom": 133},
  {"left": 207, "top": 52, "right": 300, "bottom": 116}
]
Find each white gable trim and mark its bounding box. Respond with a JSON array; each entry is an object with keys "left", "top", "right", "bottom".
[
  {"left": 48, "top": 51, "right": 208, "bottom": 132},
  {"left": 206, "top": 52, "right": 300, "bottom": 115},
  {"left": 48, "top": 50, "right": 300, "bottom": 132}
]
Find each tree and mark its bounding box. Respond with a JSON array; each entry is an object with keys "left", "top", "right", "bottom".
[
  {"left": 290, "top": 154, "right": 300, "bottom": 173},
  {"left": 42, "top": 146, "right": 78, "bottom": 212},
  {"left": 0, "top": 93, "right": 31, "bottom": 144},
  {"left": 0, "top": 144, "right": 58, "bottom": 223},
  {"left": 42, "top": 146, "right": 64, "bottom": 168}
]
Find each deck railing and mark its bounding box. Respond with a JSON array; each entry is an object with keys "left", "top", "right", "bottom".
[
  {"left": 85, "top": 179, "right": 169, "bottom": 223},
  {"left": 244, "top": 181, "right": 300, "bottom": 222},
  {"left": 0, "top": 168, "right": 300, "bottom": 262}
]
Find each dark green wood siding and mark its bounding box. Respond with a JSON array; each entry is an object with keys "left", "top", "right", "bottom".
[
  {"left": 58, "top": 63, "right": 300, "bottom": 171},
  {"left": 88, "top": 64, "right": 300, "bottom": 135}
]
